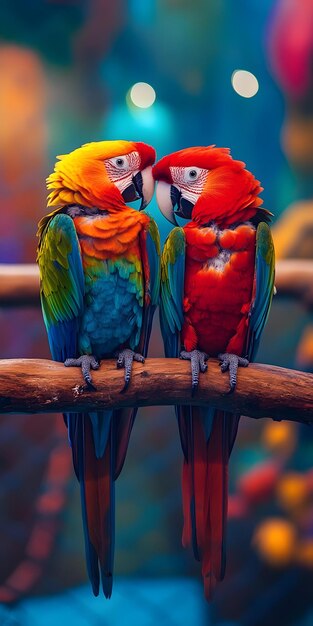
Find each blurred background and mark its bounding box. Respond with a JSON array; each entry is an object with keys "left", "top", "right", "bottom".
[{"left": 0, "top": 0, "right": 313, "bottom": 624}]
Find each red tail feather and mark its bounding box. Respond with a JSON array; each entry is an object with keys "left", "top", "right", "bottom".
[
  {"left": 202, "top": 411, "right": 228, "bottom": 596},
  {"left": 83, "top": 417, "right": 114, "bottom": 598},
  {"left": 182, "top": 459, "right": 191, "bottom": 548},
  {"left": 180, "top": 407, "right": 235, "bottom": 600}
]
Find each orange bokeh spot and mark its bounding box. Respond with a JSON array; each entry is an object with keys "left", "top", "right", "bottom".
[
  {"left": 261, "top": 420, "right": 297, "bottom": 455},
  {"left": 276, "top": 472, "right": 309, "bottom": 512},
  {"left": 253, "top": 518, "right": 297, "bottom": 567}
]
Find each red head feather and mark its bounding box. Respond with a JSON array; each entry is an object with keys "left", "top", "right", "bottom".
[
  {"left": 153, "top": 146, "right": 264, "bottom": 227},
  {"left": 134, "top": 141, "right": 156, "bottom": 170}
]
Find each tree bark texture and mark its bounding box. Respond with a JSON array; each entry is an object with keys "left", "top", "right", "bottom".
[{"left": 0, "top": 358, "right": 312, "bottom": 423}]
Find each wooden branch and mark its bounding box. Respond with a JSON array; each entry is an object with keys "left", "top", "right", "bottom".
[
  {"left": 0, "top": 265, "right": 40, "bottom": 306},
  {"left": 0, "top": 358, "right": 312, "bottom": 423},
  {"left": 275, "top": 260, "right": 313, "bottom": 307}
]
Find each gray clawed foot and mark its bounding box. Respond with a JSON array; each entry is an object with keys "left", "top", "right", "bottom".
[
  {"left": 180, "top": 349, "right": 208, "bottom": 396},
  {"left": 64, "top": 355, "right": 100, "bottom": 390},
  {"left": 116, "top": 348, "right": 145, "bottom": 392},
  {"left": 218, "top": 353, "right": 249, "bottom": 393}
]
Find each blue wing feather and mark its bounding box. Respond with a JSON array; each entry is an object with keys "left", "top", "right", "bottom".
[
  {"left": 246, "top": 221, "right": 275, "bottom": 361},
  {"left": 160, "top": 227, "right": 186, "bottom": 357}
]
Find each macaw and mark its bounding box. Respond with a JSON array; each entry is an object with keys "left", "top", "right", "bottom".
[
  {"left": 37, "top": 140, "right": 160, "bottom": 598},
  {"left": 153, "top": 146, "right": 275, "bottom": 599}
]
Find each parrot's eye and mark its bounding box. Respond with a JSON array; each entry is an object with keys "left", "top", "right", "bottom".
[
  {"left": 114, "top": 157, "right": 126, "bottom": 168},
  {"left": 184, "top": 167, "right": 202, "bottom": 183}
]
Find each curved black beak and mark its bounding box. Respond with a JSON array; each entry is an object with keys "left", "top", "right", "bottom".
[
  {"left": 122, "top": 173, "right": 142, "bottom": 204},
  {"left": 121, "top": 167, "right": 154, "bottom": 211},
  {"left": 133, "top": 171, "right": 146, "bottom": 210},
  {"left": 156, "top": 182, "right": 195, "bottom": 225},
  {"left": 171, "top": 185, "right": 194, "bottom": 220}
]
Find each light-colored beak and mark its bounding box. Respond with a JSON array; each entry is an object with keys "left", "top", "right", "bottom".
[
  {"left": 155, "top": 181, "right": 178, "bottom": 225},
  {"left": 140, "top": 165, "right": 155, "bottom": 210}
]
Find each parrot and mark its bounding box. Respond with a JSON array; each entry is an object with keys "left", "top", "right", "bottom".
[
  {"left": 37, "top": 140, "right": 160, "bottom": 598},
  {"left": 153, "top": 146, "right": 275, "bottom": 599}
]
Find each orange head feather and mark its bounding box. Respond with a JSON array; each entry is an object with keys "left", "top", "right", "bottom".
[{"left": 46, "top": 140, "right": 156, "bottom": 211}]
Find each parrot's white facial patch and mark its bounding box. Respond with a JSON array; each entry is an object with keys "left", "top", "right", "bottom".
[
  {"left": 170, "top": 165, "right": 209, "bottom": 205},
  {"left": 105, "top": 151, "right": 141, "bottom": 193},
  {"left": 156, "top": 180, "right": 177, "bottom": 224},
  {"left": 140, "top": 165, "right": 154, "bottom": 207}
]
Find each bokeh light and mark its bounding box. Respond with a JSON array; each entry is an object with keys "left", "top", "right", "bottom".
[
  {"left": 261, "top": 420, "right": 297, "bottom": 455},
  {"left": 231, "top": 69, "right": 259, "bottom": 98},
  {"left": 276, "top": 472, "right": 309, "bottom": 512},
  {"left": 253, "top": 518, "right": 297, "bottom": 567},
  {"left": 129, "top": 82, "right": 156, "bottom": 108}
]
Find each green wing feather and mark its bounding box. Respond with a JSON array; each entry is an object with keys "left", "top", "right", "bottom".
[
  {"left": 246, "top": 221, "right": 275, "bottom": 361},
  {"left": 37, "top": 212, "right": 85, "bottom": 361},
  {"left": 139, "top": 216, "right": 161, "bottom": 357},
  {"left": 145, "top": 216, "right": 161, "bottom": 307},
  {"left": 160, "top": 227, "right": 186, "bottom": 357}
]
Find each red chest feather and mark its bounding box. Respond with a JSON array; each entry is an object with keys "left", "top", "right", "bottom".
[{"left": 182, "top": 222, "right": 256, "bottom": 355}]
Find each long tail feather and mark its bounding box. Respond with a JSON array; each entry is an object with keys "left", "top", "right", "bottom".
[
  {"left": 84, "top": 415, "right": 114, "bottom": 597},
  {"left": 179, "top": 406, "right": 238, "bottom": 600},
  {"left": 114, "top": 408, "right": 137, "bottom": 479},
  {"left": 182, "top": 407, "right": 203, "bottom": 560},
  {"left": 202, "top": 411, "right": 228, "bottom": 590},
  {"left": 65, "top": 407, "right": 137, "bottom": 596},
  {"left": 67, "top": 412, "right": 114, "bottom": 597}
]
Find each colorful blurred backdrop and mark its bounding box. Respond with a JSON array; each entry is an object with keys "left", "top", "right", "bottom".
[{"left": 1, "top": 1, "right": 313, "bottom": 625}]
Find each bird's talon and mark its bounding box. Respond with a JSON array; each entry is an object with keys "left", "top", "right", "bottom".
[
  {"left": 64, "top": 354, "right": 99, "bottom": 388},
  {"left": 134, "top": 353, "right": 145, "bottom": 364},
  {"left": 121, "top": 378, "right": 130, "bottom": 393},
  {"left": 116, "top": 348, "right": 144, "bottom": 390},
  {"left": 191, "top": 382, "right": 198, "bottom": 397},
  {"left": 180, "top": 349, "right": 208, "bottom": 393},
  {"left": 239, "top": 357, "right": 249, "bottom": 368},
  {"left": 85, "top": 381, "right": 97, "bottom": 392},
  {"left": 218, "top": 352, "right": 249, "bottom": 393}
]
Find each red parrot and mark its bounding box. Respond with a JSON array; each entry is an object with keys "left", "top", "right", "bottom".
[{"left": 153, "top": 146, "right": 275, "bottom": 599}]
